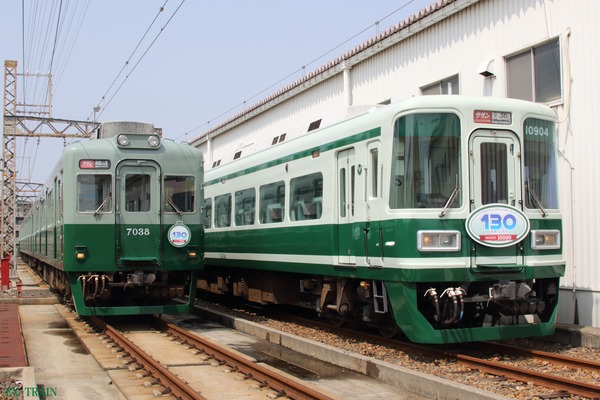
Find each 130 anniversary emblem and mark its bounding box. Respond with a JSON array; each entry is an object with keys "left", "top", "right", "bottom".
[
  {"left": 466, "top": 204, "right": 530, "bottom": 248},
  {"left": 168, "top": 223, "right": 191, "bottom": 248}
]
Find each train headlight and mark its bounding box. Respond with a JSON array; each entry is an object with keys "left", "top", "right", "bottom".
[
  {"left": 531, "top": 230, "right": 560, "bottom": 250},
  {"left": 117, "top": 134, "right": 130, "bottom": 146},
  {"left": 417, "top": 230, "right": 461, "bottom": 252},
  {"left": 147, "top": 135, "right": 160, "bottom": 147},
  {"left": 75, "top": 246, "right": 88, "bottom": 260}
]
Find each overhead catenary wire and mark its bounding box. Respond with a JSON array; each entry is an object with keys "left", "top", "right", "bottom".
[
  {"left": 47, "top": 0, "right": 63, "bottom": 91},
  {"left": 89, "top": 0, "right": 186, "bottom": 121},
  {"left": 52, "top": 0, "right": 92, "bottom": 95},
  {"left": 17, "top": 0, "right": 90, "bottom": 183},
  {"left": 175, "top": 0, "right": 418, "bottom": 141}
]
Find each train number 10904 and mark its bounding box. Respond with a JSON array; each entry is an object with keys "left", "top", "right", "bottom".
[{"left": 126, "top": 228, "right": 151, "bottom": 236}]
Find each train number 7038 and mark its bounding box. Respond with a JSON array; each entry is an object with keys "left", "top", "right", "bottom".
[{"left": 126, "top": 228, "right": 151, "bottom": 236}]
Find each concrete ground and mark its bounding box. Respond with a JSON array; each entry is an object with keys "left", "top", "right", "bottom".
[{"left": 19, "top": 304, "right": 127, "bottom": 400}]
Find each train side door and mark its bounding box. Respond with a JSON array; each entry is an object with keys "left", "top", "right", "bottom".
[
  {"left": 469, "top": 130, "right": 522, "bottom": 265},
  {"left": 337, "top": 149, "right": 356, "bottom": 265},
  {"left": 115, "top": 160, "right": 162, "bottom": 265}
]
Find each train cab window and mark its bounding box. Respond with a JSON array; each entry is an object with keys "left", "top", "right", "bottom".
[
  {"left": 290, "top": 173, "right": 323, "bottom": 221},
  {"left": 164, "top": 175, "right": 195, "bottom": 213},
  {"left": 259, "top": 181, "right": 285, "bottom": 224},
  {"left": 125, "top": 174, "right": 151, "bottom": 212},
  {"left": 214, "top": 194, "right": 232, "bottom": 228},
  {"left": 77, "top": 174, "right": 112, "bottom": 213},
  {"left": 204, "top": 198, "right": 212, "bottom": 229},
  {"left": 389, "top": 113, "right": 461, "bottom": 209},
  {"left": 235, "top": 188, "right": 256, "bottom": 226},
  {"left": 523, "top": 118, "right": 558, "bottom": 209},
  {"left": 479, "top": 143, "right": 509, "bottom": 204}
]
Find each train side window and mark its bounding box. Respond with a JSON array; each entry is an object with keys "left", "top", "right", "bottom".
[
  {"left": 235, "top": 188, "right": 256, "bottom": 226},
  {"left": 204, "top": 198, "right": 212, "bottom": 229},
  {"left": 164, "top": 175, "right": 195, "bottom": 213},
  {"left": 260, "top": 181, "right": 285, "bottom": 224},
  {"left": 389, "top": 113, "right": 461, "bottom": 209},
  {"left": 77, "top": 174, "right": 112, "bottom": 213},
  {"left": 290, "top": 172, "right": 323, "bottom": 221},
  {"left": 214, "top": 194, "right": 231, "bottom": 228}
]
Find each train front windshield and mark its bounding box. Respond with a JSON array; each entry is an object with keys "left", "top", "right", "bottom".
[{"left": 389, "top": 113, "right": 461, "bottom": 209}]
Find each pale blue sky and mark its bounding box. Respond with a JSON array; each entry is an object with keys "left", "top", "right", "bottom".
[{"left": 1, "top": 0, "right": 431, "bottom": 182}]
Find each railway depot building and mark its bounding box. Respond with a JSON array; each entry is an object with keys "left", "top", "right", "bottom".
[{"left": 192, "top": 0, "right": 600, "bottom": 328}]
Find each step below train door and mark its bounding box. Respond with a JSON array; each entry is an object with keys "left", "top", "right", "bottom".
[
  {"left": 115, "top": 160, "right": 162, "bottom": 266},
  {"left": 337, "top": 148, "right": 356, "bottom": 265},
  {"left": 467, "top": 129, "right": 528, "bottom": 267}
]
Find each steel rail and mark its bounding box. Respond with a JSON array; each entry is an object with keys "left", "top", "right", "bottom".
[
  {"left": 445, "top": 350, "right": 600, "bottom": 399},
  {"left": 204, "top": 303, "right": 600, "bottom": 399},
  {"left": 477, "top": 341, "right": 600, "bottom": 372},
  {"left": 91, "top": 317, "right": 205, "bottom": 400},
  {"left": 151, "top": 317, "right": 335, "bottom": 400}
]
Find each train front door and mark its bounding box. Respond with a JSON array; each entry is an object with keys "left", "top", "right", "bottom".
[
  {"left": 337, "top": 149, "right": 356, "bottom": 264},
  {"left": 468, "top": 130, "right": 522, "bottom": 265},
  {"left": 115, "top": 160, "right": 162, "bottom": 266}
]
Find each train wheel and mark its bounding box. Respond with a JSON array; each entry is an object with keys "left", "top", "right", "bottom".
[
  {"left": 378, "top": 321, "right": 399, "bottom": 339},
  {"left": 329, "top": 317, "right": 345, "bottom": 328}
]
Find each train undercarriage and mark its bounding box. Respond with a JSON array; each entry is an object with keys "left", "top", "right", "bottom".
[
  {"left": 198, "top": 268, "right": 399, "bottom": 337},
  {"left": 418, "top": 278, "right": 559, "bottom": 329},
  {"left": 198, "top": 267, "right": 561, "bottom": 339},
  {"left": 20, "top": 253, "right": 191, "bottom": 308}
]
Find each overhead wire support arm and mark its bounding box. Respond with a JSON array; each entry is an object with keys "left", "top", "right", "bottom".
[{"left": 5, "top": 115, "right": 100, "bottom": 138}]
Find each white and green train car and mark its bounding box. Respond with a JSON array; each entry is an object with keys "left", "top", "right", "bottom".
[
  {"left": 200, "top": 96, "right": 564, "bottom": 344},
  {"left": 19, "top": 121, "right": 204, "bottom": 316}
]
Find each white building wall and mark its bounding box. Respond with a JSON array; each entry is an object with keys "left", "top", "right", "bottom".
[
  {"left": 195, "top": 0, "right": 600, "bottom": 326},
  {"left": 204, "top": 75, "right": 345, "bottom": 166}
]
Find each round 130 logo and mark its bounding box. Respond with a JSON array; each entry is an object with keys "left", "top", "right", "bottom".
[
  {"left": 465, "top": 204, "right": 530, "bottom": 248},
  {"left": 168, "top": 224, "right": 191, "bottom": 248}
]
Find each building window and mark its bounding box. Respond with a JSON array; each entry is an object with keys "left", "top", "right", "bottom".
[
  {"left": 506, "top": 39, "right": 561, "bottom": 103},
  {"left": 421, "top": 75, "right": 459, "bottom": 95},
  {"left": 307, "top": 119, "right": 322, "bottom": 132}
]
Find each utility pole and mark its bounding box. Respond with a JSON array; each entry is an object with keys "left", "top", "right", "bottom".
[{"left": 1, "top": 59, "right": 99, "bottom": 265}]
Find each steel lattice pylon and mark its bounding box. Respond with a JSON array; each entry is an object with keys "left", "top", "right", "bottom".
[
  {"left": 1, "top": 60, "right": 100, "bottom": 262},
  {"left": 2, "top": 60, "right": 17, "bottom": 258}
]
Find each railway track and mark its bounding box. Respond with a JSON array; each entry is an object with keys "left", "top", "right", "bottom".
[
  {"left": 89, "top": 315, "right": 335, "bottom": 400},
  {"left": 433, "top": 344, "right": 600, "bottom": 399},
  {"left": 201, "top": 301, "right": 600, "bottom": 399}
]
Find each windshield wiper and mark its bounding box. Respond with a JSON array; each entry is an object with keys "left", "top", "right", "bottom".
[
  {"left": 526, "top": 181, "right": 548, "bottom": 217},
  {"left": 94, "top": 195, "right": 112, "bottom": 216},
  {"left": 439, "top": 176, "right": 460, "bottom": 218},
  {"left": 167, "top": 198, "right": 184, "bottom": 216}
]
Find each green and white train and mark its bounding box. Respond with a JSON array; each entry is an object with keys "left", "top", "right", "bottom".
[
  {"left": 18, "top": 121, "right": 204, "bottom": 316},
  {"left": 199, "top": 96, "right": 564, "bottom": 344}
]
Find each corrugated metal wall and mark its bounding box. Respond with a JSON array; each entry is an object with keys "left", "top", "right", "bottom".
[{"left": 196, "top": 0, "right": 600, "bottom": 326}]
